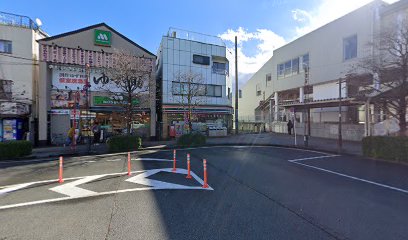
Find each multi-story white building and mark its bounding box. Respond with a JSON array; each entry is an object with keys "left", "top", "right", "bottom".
[
  {"left": 0, "top": 12, "right": 47, "bottom": 143},
  {"left": 156, "top": 28, "right": 233, "bottom": 139},
  {"left": 239, "top": 0, "right": 408, "bottom": 140}
]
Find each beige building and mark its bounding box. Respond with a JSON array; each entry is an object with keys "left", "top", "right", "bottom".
[
  {"left": 0, "top": 12, "right": 47, "bottom": 142},
  {"left": 37, "top": 23, "right": 156, "bottom": 146},
  {"left": 238, "top": 0, "right": 408, "bottom": 140}
]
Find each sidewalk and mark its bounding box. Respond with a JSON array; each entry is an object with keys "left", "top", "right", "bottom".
[
  {"left": 24, "top": 132, "right": 361, "bottom": 160},
  {"left": 205, "top": 132, "right": 362, "bottom": 156}
]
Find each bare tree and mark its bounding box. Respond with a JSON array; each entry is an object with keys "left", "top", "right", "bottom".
[
  {"left": 171, "top": 71, "right": 206, "bottom": 132},
  {"left": 348, "top": 18, "right": 408, "bottom": 136},
  {"left": 103, "top": 50, "right": 154, "bottom": 135}
]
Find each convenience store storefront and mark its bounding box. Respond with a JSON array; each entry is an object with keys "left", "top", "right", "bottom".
[{"left": 37, "top": 23, "right": 156, "bottom": 146}]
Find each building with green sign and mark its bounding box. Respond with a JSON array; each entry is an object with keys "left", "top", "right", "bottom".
[{"left": 37, "top": 23, "right": 156, "bottom": 145}]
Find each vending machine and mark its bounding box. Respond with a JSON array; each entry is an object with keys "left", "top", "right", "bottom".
[{"left": 2, "top": 119, "right": 24, "bottom": 141}]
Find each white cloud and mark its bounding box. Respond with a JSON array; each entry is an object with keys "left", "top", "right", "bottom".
[
  {"left": 219, "top": 27, "right": 286, "bottom": 85},
  {"left": 292, "top": 9, "right": 312, "bottom": 23},
  {"left": 292, "top": 0, "right": 400, "bottom": 38}
]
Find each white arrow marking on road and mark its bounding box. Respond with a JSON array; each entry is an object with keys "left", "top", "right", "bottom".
[
  {"left": 126, "top": 168, "right": 213, "bottom": 190},
  {"left": 132, "top": 158, "right": 174, "bottom": 162},
  {"left": 50, "top": 175, "right": 102, "bottom": 197}
]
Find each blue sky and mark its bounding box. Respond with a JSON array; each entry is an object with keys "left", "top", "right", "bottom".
[{"left": 2, "top": 0, "right": 398, "bottom": 84}]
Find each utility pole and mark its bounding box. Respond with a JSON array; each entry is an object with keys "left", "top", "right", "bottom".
[
  {"left": 338, "top": 77, "right": 343, "bottom": 153},
  {"left": 235, "top": 36, "right": 239, "bottom": 135},
  {"left": 303, "top": 66, "right": 309, "bottom": 147},
  {"left": 85, "top": 63, "right": 91, "bottom": 153}
]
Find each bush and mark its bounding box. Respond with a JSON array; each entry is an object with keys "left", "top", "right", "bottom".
[
  {"left": 177, "top": 132, "right": 206, "bottom": 147},
  {"left": 0, "top": 141, "right": 32, "bottom": 160},
  {"left": 362, "top": 136, "right": 408, "bottom": 163},
  {"left": 107, "top": 135, "right": 142, "bottom": 153}
]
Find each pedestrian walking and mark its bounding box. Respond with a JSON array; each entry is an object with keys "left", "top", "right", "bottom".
[{"left": 287, "top": 120, "right": 294, "bottom": 135}]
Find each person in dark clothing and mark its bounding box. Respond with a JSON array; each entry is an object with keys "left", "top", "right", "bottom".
[
  {"left": 92, "top": 122, "right": 101, "bottom": 144},
  {"left": 287, "top": 120, "right": 294, "bottom": 135}
]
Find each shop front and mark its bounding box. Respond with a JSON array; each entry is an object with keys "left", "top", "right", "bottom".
[{"left": 162, "top": 105, "right": 233, "bottom": 139}]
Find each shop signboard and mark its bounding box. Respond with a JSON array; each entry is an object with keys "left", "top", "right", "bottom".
[
  {"left": 93, "top": 96, "right": 139, "bottom": 106},
  {"left": 51, "top": 67, "right": 121, "bottom": 92},
  {"left": 94, "top": 29, "right": 112, "bottom": 46}
]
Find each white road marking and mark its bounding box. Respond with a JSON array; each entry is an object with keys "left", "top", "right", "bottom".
[
  {"left": 288, "top": 155, "right": 339, "bottom": 162},
  {"left": 131, "top": 158, "right": 174, "bottom": 162},
  {"left": 291, "top": 161, "right": 408, "bottom": 194},
  {"left": 0, "top": 168, "right": 211, "bottom": 210},
  {"left": 0, "top": 171, "right": 144, "bottom": 190},
  {"left": 0, "top": 183, "right": 34, "bottom": 195},
  {"left": 126, "top": 168, "right": 212, "bottom": 190},
  {"left": 83, "top": 160, "right": 96, "bottom": 163},
  {"left": 106, "top": 158, "right": 122, "bottom": 162},
  {"left": 50, "top": 175, "right": 102, "bottom": 197}
]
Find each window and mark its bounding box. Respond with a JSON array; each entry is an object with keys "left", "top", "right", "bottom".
[
  {"left": 284, "top": 61, "right": 292, "bottom": 76},
  {"left": 343, "top": 35, "right": 357, "bottom": 60},
  {"left": 302, "top": 53, "right": 309, "bottom": 69},
  {"left": 256, "top": 83, "right": 262, "bottom": 96},
  {"left": 228, "top": 87, "right": 231, "bottom": 99},
  {"left": 266, "top": 73, "right": 272, "bottom": 82},
  {"left": 0, "top": 80, "right": 12, "bottom": 100},
  {"left": 277, "top": 64, "right": 284, "bottom": 79},
  {"left": 172, "top": 82, "right": 181, "bottom": 95},
  {"left": 239, "top": 89, "right": 242, "bottom": 98},
  {"left": 214, "top": 85, "right": 222, "bottom": 97},
  {"left": 206, "top": 85, "right": 215, "bottom": 96},
  {"left": 213, "top": 62, "right": 228, "bottom": 75},
  {"left": 193, "top": 54, "right": 210, "bottom": 65},
  {"left": 0, "top": 40, "right": 12, "bottom": 54},
  {"left": 292, "top": 58, "right": 299, "bottom": 74}
]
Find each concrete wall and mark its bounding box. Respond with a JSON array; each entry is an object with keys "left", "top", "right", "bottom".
[
  {"left": 271, "top": 121, "right": 366, "bottom": 141},
  {"left": 238, "top": 57, "right": 273, "bottom": 121}
]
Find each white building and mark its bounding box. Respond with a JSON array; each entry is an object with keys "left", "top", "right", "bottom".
[
  {"left": 238, "top": 0, "right": 408, "bottom": 140},
  {"left": 156, "top": 28, "right": 233, "bottom": 139},
  {"left": 0, "top": 12, "right": 47, "bottom": 143}
]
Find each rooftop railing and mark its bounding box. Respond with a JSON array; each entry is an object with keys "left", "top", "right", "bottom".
[
  {"left": 167, "top": 27, "right": 226, "bottom": 47},
  {"left": 0, "top": 11, "right": 39, "bottom": 30}
]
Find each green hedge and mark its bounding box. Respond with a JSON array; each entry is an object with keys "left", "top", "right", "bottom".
[
  {"left": 362, "top": 136, "right": 408, "bottom": 162},
  {"left": 107, "top": 135, "right": 142, "bottom": 153},
  {"left": 0, "top": 141, "right": 32, "bottom": 160},
  {"left": 177, "top": 132, "right": 206, "bottom": 147}
]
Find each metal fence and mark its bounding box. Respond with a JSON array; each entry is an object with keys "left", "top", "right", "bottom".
[{"left": 0, "top": 11, "right": 39, "bottom": 30}]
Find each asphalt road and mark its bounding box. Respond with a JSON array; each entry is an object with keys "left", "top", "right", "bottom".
[{"left": 0, "top": 146, "right": 407, "bottom": 240}]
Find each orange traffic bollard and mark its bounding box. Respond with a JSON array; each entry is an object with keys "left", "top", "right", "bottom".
[
  {"left": 127, "top": 152, "right": 131, "bottom": 176},
  {"left": 172, "top": 149, "right": 177, "bottom": 172},
  {"left": 186, "top": 153, "right": 192, "bottom": 179},
  {"left": 58, "top": 156, "right": 64, "bottom": 183},
  {"left": 202, "top": 159, "right": 208, "bottom": 188}
]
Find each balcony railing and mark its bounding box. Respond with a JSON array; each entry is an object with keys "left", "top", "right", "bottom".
[
  {"left": 212, "top": 66, "right": 229, "bottom": 75},
  {"left": 0, "top": 11, "right": 39, "bottom": 30}
]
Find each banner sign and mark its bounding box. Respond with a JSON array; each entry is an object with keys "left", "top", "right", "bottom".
[
  {"left": 40, "top": 44, "right": 154, "bottom": 71},
  {"left": 51, "top": 67, "right": 121, "bottom": 92}
]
